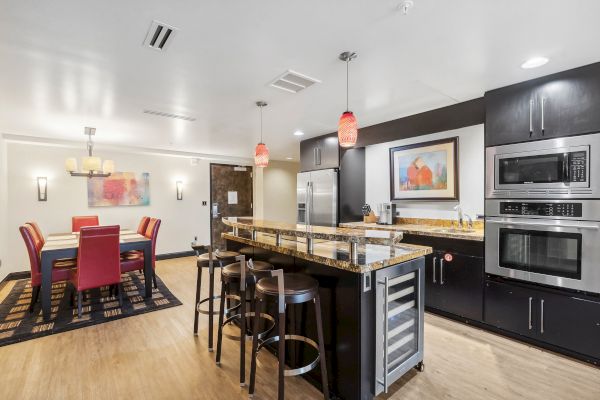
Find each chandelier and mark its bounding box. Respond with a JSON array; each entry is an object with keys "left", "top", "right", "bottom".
[{"left": 65, "top": 127, "right": 115, "bottom": 178}]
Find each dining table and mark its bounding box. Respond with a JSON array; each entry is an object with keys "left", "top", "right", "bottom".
[{"left": 40, "top": 229, "right": 153, "bottom": 321}]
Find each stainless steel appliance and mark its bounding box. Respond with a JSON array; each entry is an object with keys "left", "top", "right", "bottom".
[
  {"left": 485, "top": 199, "right": 600, "bottom": 293},
  {"left": 297, "top": 168, "right": 338, "bottom": 227},
  {"left": 377, "top": 203, "right": 397, "bottom": 225},
  {"left": 485, "top": 133, "right": 600, "bottom": 199}
]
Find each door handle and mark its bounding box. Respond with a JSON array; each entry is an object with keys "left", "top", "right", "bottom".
[
  {"left": 529, "top": 99, "right": 534, "bottom": 137},
  {"left": 432, "top": 257, "right": 437, "bottom": 283},
  {"left": 528, "top": 297, "right": 533, "bottom": 330},
  {"left": 440, "top": 259, "right": 445, "bottom": 285},
  {"left": 541, "top": 97, "right": 546, "bottom": 135},
  {"left": 540, "top": 299, "right": 545, "bottom": 334}
]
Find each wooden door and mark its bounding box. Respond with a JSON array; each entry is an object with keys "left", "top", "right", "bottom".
[{"left": 210, "top": 164, "right": 253, "bottom": 250}]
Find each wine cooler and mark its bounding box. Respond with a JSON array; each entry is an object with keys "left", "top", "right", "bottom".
[{"left": 375, "top": 260, "right": 425, "bottom": 395}]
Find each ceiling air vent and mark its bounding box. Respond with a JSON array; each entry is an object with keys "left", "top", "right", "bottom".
[
  {"left": 143, "top": 20, "right": 178, "bottom": 51},
  {"left": 269, "top": 70, "right": 321, "bottom": 93},
  {"left": 143, "top": 109, "right": 196, "bottom": 121}
]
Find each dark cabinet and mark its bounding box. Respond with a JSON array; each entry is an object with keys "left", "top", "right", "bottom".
[
  {"left": 424, "top": 252, "right": 443, "bottom": 311},
  {"left": 300, "top": 134, "right": 339, "bottom": 171},
  {"left": 485, "top": 62, "right": 600, "bottom": 147},
  {"left": 485, "top": 279, "right": 600, "bottom": 360}
]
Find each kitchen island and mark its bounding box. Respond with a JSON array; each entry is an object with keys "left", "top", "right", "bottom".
[{"left": 222, "top": 218, "right": 432, "bottom": 400}]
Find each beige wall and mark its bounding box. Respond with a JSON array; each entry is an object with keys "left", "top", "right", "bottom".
[{"left": 253, "top": 160, "right": 299, "bottom": 224}]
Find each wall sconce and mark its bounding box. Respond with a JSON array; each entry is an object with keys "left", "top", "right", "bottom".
[
  {"left": 37, "top": 177, "right": 48, "bottom": 201},
  {"left": 176, "top": 181, "right": 183, "bottom": 200}
]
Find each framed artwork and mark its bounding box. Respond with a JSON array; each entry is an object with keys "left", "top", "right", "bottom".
[
  {"left": 87, "top": 172, "right": 150, "bottom": 207},
  {"left": 389, "top": 137, "right": 459, "bottom": 201}
]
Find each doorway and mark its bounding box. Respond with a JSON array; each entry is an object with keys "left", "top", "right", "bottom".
[{"left": 209, "top": 163, "right": 253, "bottom": 250}]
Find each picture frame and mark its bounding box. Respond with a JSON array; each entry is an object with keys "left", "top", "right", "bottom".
[{"left": 389, "top": 137, "right": 459, "bottom": 201}]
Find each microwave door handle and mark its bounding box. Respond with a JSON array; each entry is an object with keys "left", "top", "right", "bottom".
[
  {"left": 529, "top": 99, "right": 534, "bottom": 137},
  {"left": 486, "top": 218, "right": 600, "bottom": 230},
  {"left": 563, "top": 153, "right": 570, "bottom": 186}
]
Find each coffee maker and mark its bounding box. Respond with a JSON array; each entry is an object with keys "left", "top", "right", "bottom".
[{"left": 377, "top": 203, "right": 396, "bottom": 225}]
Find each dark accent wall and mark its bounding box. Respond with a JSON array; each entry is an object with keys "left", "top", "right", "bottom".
[{"left": 339, "top": 147, "right": 365, "bottom": 223}]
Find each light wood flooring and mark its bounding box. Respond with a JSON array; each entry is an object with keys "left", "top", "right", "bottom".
[{"left": 0, "top": 256, "right": 598, "bottom": 399}]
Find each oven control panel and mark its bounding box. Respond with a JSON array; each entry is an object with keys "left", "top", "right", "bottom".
[{"left": 500, "top": 202, "right": 583, "bottom": 217}]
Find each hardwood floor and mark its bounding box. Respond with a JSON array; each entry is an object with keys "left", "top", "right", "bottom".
[{"left": 0, "top": 256, "right": 598, "bottom": 399}]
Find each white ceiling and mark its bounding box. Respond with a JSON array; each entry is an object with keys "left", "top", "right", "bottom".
[{"left": 1, "top": 0, "right": 600, "bottom": 161}]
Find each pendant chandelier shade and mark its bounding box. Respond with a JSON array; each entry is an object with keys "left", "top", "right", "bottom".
[
  {"left": 338, "top": 51, "right": 358, "bottom": 148},
  {"left": 254, "top": 101, "right": 269, "bottom": 168},
  {"left": 65, "top": 127, "right": 114, "bottom": 178}
]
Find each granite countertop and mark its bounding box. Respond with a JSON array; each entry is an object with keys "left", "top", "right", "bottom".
[
  {"left": 223, "top": 231, "right": 432, "bottom": 274},
  {"left": 222, "top": 217, "right": 405, "bottom": 245},
  {"left": 338, "top": 221, "right": 484, "bottom": 241}
]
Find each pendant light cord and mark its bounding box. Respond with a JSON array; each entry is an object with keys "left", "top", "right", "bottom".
[
  {"left": 346, "top": 58, "right": 349, "bottom": 112},
  {"left": 260, "top": 105, "right": 263, "bottom": 143}
]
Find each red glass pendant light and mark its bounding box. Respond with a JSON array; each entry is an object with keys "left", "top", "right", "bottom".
[
  {"left": 338, "top": 51, "right": 358, "bottom": 148},
  {"left": 254, "top": 101, "right": 269, "bottom": 168}
]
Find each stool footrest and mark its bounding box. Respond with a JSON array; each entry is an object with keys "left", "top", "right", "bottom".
[
  {"left": 256, "top": 334, "right": 321, "bottom": 377},
  {"left": 196, "top": 295, "right": 221, "bottom": 315},
  {"left": 221, "top": 312, "right": 275, "bottom": 341}
]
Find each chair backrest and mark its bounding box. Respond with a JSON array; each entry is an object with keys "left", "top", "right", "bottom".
[
  {"left": 137, "top": 216, "right": 151, "bottom": 235},
  {"left": 19, "top": 225, "right": 43, "bottom": 285},
  {"left": 72, "top": 216, "right": 99, "bottom": 233},
  {"left": 76, "top": 225, "right": 121, "bottom": 291},
  {"left": 26, "top": 221, "right": 45, "bottom": 245},
  {"left": 144, "top": 218, "right": 161, "bottom": 269}
]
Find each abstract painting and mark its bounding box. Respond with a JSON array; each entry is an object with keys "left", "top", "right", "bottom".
[
  {"left": 87, "top": 172, "right": 150, "bottom": 207},
  {"left": 389, "top": 137, "right": 458, "bottom": 201}
]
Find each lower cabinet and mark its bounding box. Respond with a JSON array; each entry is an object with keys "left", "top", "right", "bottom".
[
  {"left": 425, "top": 250, "right": 484, "bottom": 321},
  {"left": 485, "top": 280, "right": 600, "bottom": 361}
]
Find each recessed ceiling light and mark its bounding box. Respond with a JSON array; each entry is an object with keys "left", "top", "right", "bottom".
[
  {"left": 293, "top": 130, "right": 304, "bottom": 136},
  {"left": 521, "top": 57, "right": 549, "bottom": 69}
]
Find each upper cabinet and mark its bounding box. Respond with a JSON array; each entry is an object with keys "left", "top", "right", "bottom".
[
  {"left": 485, "top": 62, "right": 600, "bottom": 147},
  {"left": 300, "top": 133, "right": 339, "bottom": 171}
]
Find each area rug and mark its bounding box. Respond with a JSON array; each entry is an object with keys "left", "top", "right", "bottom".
[{"left": 0, "top": 271, "right": 182, "bottom": 347}]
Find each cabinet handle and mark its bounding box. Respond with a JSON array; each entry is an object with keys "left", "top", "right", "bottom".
[
  {"left": 529, "top": 99, "right": 534, "bottom": 137},
  {"left": 313, "top": 148, "right": 318, "bottom": 165},
  {"left": 528, "top": 297, "right": 533, "bottom": 330},
  {"left": 440, "top": 259, "right": 444, "bottom": 285},
  {"left": 317, "top": 148, "right": 321, "bottom": 165},
  {"left": 432, "top": 257, "right": 437, "bottom": 283},
  {"left": 541, "top": 97, "right": 546, "bottom": 135},
  {"left": 540, "top": 299, "right": 545, "bottom": 334}
]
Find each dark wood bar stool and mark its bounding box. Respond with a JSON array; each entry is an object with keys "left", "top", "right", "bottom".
[
  {"left": 192, "top": 245, "right": 239, "bottom": 351},
  {"left": 215, "top": 255, "right": 275, "bottom": 386},
  {"left": 248, "top": 263, "right": 329, "bottom": 400}
]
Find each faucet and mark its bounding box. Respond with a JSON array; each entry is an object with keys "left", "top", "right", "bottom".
[{"left": 453, "top": 205, "right": 464, "bottom": 229}]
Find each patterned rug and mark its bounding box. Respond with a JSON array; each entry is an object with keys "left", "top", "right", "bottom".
[{"left": 0, "top": 271, "right": 182, "bottom": 347}]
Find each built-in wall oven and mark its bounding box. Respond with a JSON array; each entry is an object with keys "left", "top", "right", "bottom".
[
  {"left": 485, "top": 199, "right": 600, "bottom": 293},
  {"left": 486, "top": 133, "right": 600, "bottom": 199}
]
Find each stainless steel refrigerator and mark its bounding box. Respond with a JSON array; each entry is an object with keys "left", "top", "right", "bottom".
[{"left": 297, "top": 168, "right": 338, "bottom": 227}]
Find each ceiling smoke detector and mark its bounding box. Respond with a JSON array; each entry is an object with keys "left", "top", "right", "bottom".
[
  {"left": 269, "top": 70, "right": 321, "bottom": 93},
  {"left": 399, "top": 0, "right": 414, "bottom": 15},
  {"left": 143, "top": 109, "right": 196, "bottom": 121},
  {"left": 143, "top": 20, "right": 178, "bottom": 51}
]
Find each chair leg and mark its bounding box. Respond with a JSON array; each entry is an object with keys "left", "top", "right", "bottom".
[
  {"left": 152, "top": 271, "right": 157, "bottom": 289},
  {"left": 314, "top": 294, "right": 330, "bottom": 400},
  {"left": 277, "top": 310, "right": 286, "bottom": 400},
  {"left": 118, "top": 283, "right": 123, "bottom": 307},
  {"left": 249, "top": 298, "right": 263, "bottom": 397},
  {"left": 193, "top": 265, "right": 203, "bottom": 335},
  {"left": 77, "top": 291, "right": 83, "bottom": 319},
  {"left": 215, "top": 281, "right": 226, "bottom": 365},
  {"left": 29, "top": 286, "right": 40, "bottom": 313},
  {"left": 208, "top": 267, "right": 215, "bottom": 352}
]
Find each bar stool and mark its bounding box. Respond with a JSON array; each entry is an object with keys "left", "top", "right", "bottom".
[
  {"left": 192, "top": 245, "right": 239, "bottom": 352},
  {"left": 248, "top": 264, "right": 329, "bottom": 400},
  {"left": 215, "top": 255, "right": 276, "bottom": 386}
]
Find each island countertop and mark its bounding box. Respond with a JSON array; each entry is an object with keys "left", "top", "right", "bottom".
[{"left": 222, "top": 218, "right": 432, "bottom": 274}]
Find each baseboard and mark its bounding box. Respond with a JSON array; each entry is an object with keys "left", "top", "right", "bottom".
[
  {"left": 0, "top": 271, "right": 31, "bottom": 285},
  {"left": 156, "top": 251, "right": 195, "bottom": 260}
]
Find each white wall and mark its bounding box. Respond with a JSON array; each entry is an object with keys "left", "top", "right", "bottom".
[
  {"left": 262, "top": 160, "right": 299, "bottom": 224},
  {"left": 0, "top": 137, "right": 7, "bottom": 276},
  {"left": 365, "top": 124, "right": 484, "bottom": 220},
  {"left": 2, "top": 141, "right": 218, "bottom": 280}
]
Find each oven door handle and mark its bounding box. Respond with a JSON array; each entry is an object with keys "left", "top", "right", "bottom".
[{"left": 486, "top": 218, "right": 600, "bottom": 230}]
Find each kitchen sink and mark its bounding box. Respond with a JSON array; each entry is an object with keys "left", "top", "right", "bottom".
[{"left": 433, "top": 228, "right": 476, "bottom": 234}]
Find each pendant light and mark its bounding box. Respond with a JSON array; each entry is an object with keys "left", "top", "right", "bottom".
[
  {"left": 254, "top": 101, "right": 269, "bottom": 168},
  {"left": 338, "top": 51, "right": 358, "bottom": 148}
]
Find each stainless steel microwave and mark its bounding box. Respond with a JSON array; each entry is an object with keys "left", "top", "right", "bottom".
[{"left": 486, "top": 133, "right": 600, "bottom": 199}]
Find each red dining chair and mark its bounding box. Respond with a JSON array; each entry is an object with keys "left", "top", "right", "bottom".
[
  {"left": 120, "top": 216, "right": 151, "bottom": 261},
  {"left": 19, "top": 225, "right": 75, "bottom": 313},
  {"left": 69, "top": 225, "right": 122, "bottom": 318},
  {"left": 136, "top": 216, "right": 151, "bottom": 234},
  {"left": 26, "top": 221, "right": 77, "bottom": 268},
  {"left": 121, "top": 218, "right": 161, "bottom": 288},
  {"left": 72, "top": 215, "right": 99, "bottom": 233}
]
